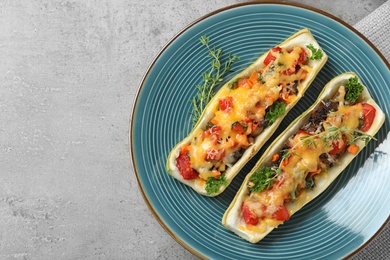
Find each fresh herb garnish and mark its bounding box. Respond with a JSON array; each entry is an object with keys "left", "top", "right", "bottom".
[
  {"left": 299, "top": 126, "right": 343, "bottom": 148},
  {"left": 281, "top": 125, "right": 375, "bottom": 164},
  {"left": 205, "top": 174, "right": 227, "bottom": 195},
  {"left": 347, "top": 128, "right": 375, "bottom": 145},
  {"left": 280, "top": 148, "right": 299, "bottom": 163},
  {"left": 265, "top": 101, "right": 286, "bottom": 125},
  {"left": 306, "top": 43, "right": 323, "bottom": 60},
  {"left": 231, "top": 121, "right": 247, "bottom": 132},
  {"left": 248, "top": 166, "right": 280, "bottom": 193},
  {"left": 345, "top": 77, "right": 364, "bottom": 103},
  {"left": 190, "top": 35, "right": 239, "bottom": 126}
]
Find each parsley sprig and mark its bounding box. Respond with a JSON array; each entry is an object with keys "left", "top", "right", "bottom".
[
  {"left": 345, "top": 77, "right": 364, "bottom": 103},
  {"left": 306, "top": 43, "right": 323, "bottom": 60},
  {"left": 265, "top": 101, "right": 286, "bottom": 125},
  {"left": 248, "top": 166, "right": 281, "bottom": 193},
  {"left": 190, "top": 35, "right": 239, "bottom": 126},
  {"left": 205, "top": 174, "right": 227, "bottom": 195}
]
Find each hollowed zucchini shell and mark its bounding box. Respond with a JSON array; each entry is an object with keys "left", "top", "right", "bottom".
[
  {"left": 222, "top": 72, "right": 385, "bottom": 243},
  {"left": 166, "top": 28, "right": 328, "bottom": 196}
]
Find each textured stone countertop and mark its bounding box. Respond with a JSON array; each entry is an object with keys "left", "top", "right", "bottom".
[{"left": 0, "top": 0, "right": 388, "bottom": 259}]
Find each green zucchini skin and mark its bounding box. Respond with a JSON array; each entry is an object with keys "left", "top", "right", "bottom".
[
  {"left": 222, "top": 72, "right": 385, "bottom": 243},
  {"left": 167, "top": 28, "right": 328, "bottom": 196}
]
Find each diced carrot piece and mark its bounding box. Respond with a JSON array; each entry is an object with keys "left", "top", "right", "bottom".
[
  {"left": 281, "top": 156, "right": 290, "bottom": 167},
  {"left": 272, "top": 153, "right": 280, "bottom": 162},
  {"left": 249, "top": 71, "right": 259, "bottom": 85},
  {"left": 347, "top": 144, "right": 359, "bottom": 155},
  {"left": 181, "top": 144, "right": 192, "bottom": 153},
  {"left": 212, "top": 170, "right": 221, "bottom": 178}
]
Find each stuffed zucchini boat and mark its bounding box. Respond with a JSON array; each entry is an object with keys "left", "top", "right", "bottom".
[
  {"left": 222, "top": 72, "right": 385, "bottom": 243},
  {"left": 166, "top": 28, "right": 328, "bottom": 196}
]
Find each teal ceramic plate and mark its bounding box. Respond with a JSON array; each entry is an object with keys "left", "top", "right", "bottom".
[{"left": 131, "top": 2, "right": 389, "bottom": 259}]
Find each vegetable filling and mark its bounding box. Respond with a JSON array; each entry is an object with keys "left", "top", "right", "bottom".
[
  {"left": 176, "top": 44, "right": 323, "bottom": 194},
  {"left": 241, "top": 77, "right": 376, "bottom": 226}
]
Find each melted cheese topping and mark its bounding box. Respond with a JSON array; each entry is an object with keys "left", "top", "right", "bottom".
[
  {"left": 242, "top": 84, "right": 365, "bottom": 229},
  {"left": 326, "top": 103, "right": 363, "bottom": 130},
  {"left": 180, "top": 45, "right": 310, "bottom": 181}
]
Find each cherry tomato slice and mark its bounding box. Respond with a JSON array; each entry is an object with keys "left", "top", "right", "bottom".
[
  {"left": 242, "top": 202, "right": 259, "bottom": 225},
  {"left": 360, "top": 103, "right": 376, "bottom": 132}
]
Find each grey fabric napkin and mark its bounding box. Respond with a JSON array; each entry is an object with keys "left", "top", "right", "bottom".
[
  {"left": 354, "top": 0, "right": 390, "bottom": 61},
  {"left": 350, "top": 1, "right": 390, "bottom": 259}
]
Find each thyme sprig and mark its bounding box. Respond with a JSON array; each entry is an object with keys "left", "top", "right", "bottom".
[
  {"left": 347, "top": 128, "right": 375, "bottom": 145},
  {"left": 190, "top": 35, "right": 239, "bottom": 126}
]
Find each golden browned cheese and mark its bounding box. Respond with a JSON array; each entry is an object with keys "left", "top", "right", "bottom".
[{"left": 186, "top": 46, "right": 308, "bottom": 181}]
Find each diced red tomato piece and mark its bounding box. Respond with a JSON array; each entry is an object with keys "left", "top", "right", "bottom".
[
  {"left": 329, "top": 138, "right": 347, "bottom": 155},
  {"left": 242, "top": 202, "right": 259, "bottom": 225},
  {"left": 219, "top": 96, "right": 233, "bottom": 112},
  {"left": 264, "top": 52, "right": 275, "bottom": 66},
  {"left": 274, "top": 46, "right": 283, "bottom": 52},
  {"left": 202, "top": 125, "right": 221, "bottom": 144},
  {"left": 282, "top": 67, "right": 296, "bottom": 76},
  {"left": 264, "top": 46, "right": 282, "bottom": 66},
  {"left": 176, "top": 151, "right": 199, "bottom": 180},
  {"left": 272, "top": 204, "right": 290, "bottom": 221},
  {"left": 360, "top": 103, "right": 376, "bottom": 132},
  {"left": 205, "top": 148, "right": 225, "bottom": 161},
  {"left": 201, "top": 125, "right": 221, "bottom": 140},
  {"left": 231, "top": 121, "right": 247, "bottom": 134}
]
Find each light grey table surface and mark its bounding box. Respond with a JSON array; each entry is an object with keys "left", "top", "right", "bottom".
[{"left": 0, "top": 0, "right": 388, "bottom": 259}]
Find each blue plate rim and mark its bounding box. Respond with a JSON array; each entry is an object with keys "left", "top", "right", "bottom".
[{"left": 130, "top": 1, "right": 390, "bottom": 259}]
